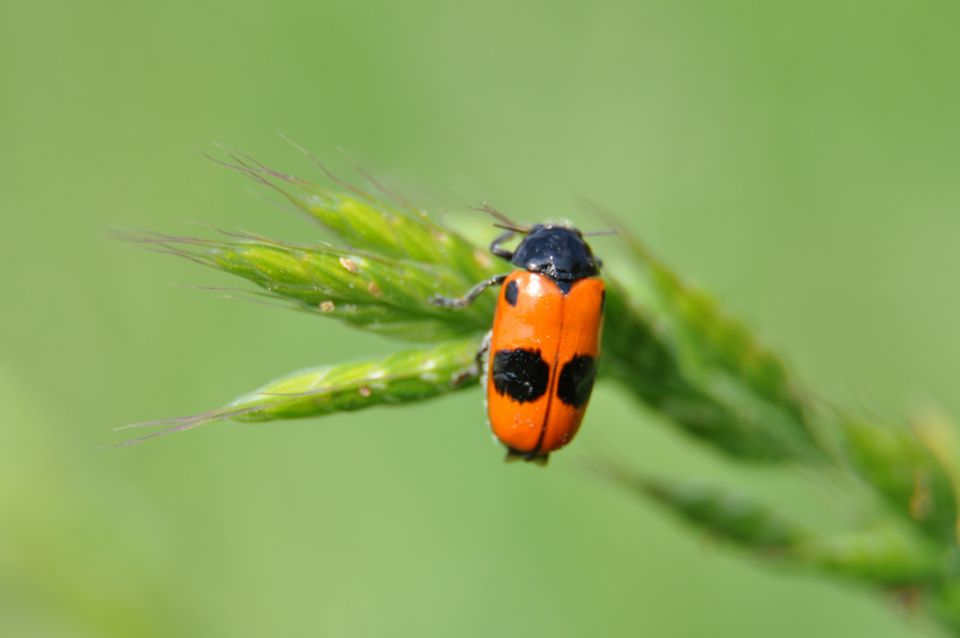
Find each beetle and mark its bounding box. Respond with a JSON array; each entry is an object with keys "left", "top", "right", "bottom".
[{"left": 431, "top": 215, "right": 605, "bottom": 463}]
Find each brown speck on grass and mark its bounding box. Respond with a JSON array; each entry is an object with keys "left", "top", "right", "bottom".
[
  {"left": 474, "top": 249, "right": 492, "bottom": 269},
  {"left": 319, "top": 300, "right": 336, "bottom": 313},
  {"left": 910, "top": 469, "right": 932, "bottom": 520},
  {"left": 367, "top": 281, "right": 383, "bottom": 297},
  {"left": 358, "top": 386, "right": 372, "bottom": 397},
  {"left": 339, "top": 256, "right": 359, "bottom": 273}
]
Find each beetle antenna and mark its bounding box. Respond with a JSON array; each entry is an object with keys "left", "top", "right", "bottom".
[
  {"left": 471, "top": 203, "right": 531, "bottom": 233},
  {"left": 582, "top": 228, "right": 619, "bottom": 237},
  {"left": 573, "top": 196, "right": 625, "bottom": 239},
  {"left": 491, "top": 222, "right": 528, "bottom": 233}
]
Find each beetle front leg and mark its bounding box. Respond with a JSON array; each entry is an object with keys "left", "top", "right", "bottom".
[
  {"left": 429, "top": 274, "right": 508, "bottom": 309},
  {"left": 490, "top": 230, "right": 515, "bottom": 261}
]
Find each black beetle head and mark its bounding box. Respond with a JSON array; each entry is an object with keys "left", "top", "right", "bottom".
[{"left": 511, "top": 224, "right": 600, "bottom": 283}]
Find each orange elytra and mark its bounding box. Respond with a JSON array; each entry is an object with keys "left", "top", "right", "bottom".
[{"left": 432, "top": 222, "right": 604, "bottom": 463}]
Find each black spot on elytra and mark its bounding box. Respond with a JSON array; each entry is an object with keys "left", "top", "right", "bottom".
[
  {"left": 504, "top": 280, "right": 518, "bottom": 306},
  {"left": 492, "top": 348, "right": 549, "bottom": 403},
  {"left": 556, "top": 354, "right": 597, "bottom": 408}
]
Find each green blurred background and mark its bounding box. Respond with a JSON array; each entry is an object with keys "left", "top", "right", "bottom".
[{"left": 2, "top": 1, "right": 959, "bottom": 636}]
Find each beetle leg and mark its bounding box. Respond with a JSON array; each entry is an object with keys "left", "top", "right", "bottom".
[
  {"left": 475, "top": 330, "right": 491, "bottom": 373},
  {"left": 429, "top": 274, "right": 508, "bottom": 309},
  {"left": 490, "top": 230, "right": 515, "bottom": 261},
  {"left": 503, "top": 448, "right": 550, "bottom": 466},
  {"left": 450, "top": 330, "right": 492, "bottom": 387}
]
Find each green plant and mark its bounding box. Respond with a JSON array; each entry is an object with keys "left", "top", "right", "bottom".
[{"left": 122, "top": 150, "right": 960, "bottom": 635}]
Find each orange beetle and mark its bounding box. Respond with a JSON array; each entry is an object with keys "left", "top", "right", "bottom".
[{"left": 432, "top": 222, "right": 604, "bottom": 463}]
